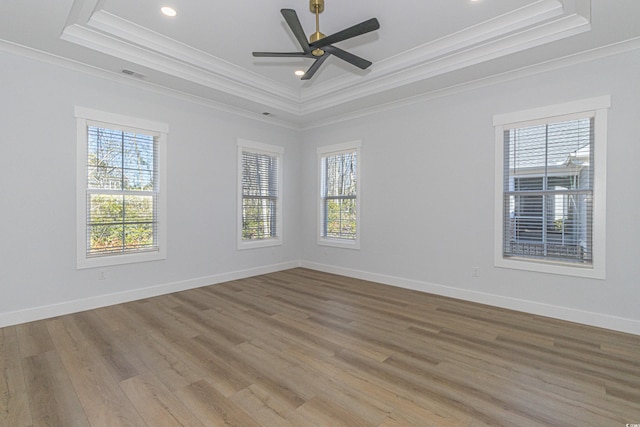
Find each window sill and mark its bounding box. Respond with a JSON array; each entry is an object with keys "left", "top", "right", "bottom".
[
  {"left": 495, "top": 256, "right": 604, "bottom": 279},
  {"left": 77, "top": 250, "right": 166, "bottom": 269},
  {"left": 237, "top": 238, "right": 282, "bottom": 251},
  {"left": 318, "top": 237, "right": 360, "bottom": 250}
]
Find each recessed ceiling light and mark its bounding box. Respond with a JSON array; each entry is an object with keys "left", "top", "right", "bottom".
[
  {"left": 161, "top": 6, "right": 177, "bottom": 17},
  {"left": 294, "top": 70, "right": 305, "bottom": 77}
]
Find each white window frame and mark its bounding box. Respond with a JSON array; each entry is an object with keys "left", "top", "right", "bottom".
[
  {"left": 75, "top": 106, "right": 168, "bottom": 269},
  {"left": 237, "top": 139, "right": 284, "bottom": 250},
  {"left": 493, "top": 96, "right": 609, "bottom": 279},
  {"left": 317, "top": 141, "right": 362, "bottom": 250}
]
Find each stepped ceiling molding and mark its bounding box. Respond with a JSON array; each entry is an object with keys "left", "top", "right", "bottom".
[{"left": 1, "top": 0, "right": 639, "bottom": 126}]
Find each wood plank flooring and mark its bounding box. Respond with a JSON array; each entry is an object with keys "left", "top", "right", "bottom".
[{"left": 1, "top": 268, "right": 639, "bottom": 426}]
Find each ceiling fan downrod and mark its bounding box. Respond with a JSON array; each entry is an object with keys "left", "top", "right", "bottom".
[{"left": 309, "top": 0, "right": 325, "bottom": 57}]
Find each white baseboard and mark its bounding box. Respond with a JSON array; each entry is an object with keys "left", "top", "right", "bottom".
[
  {"left": 0, "top": 261, "right": 301, "bottom": 328},
  {"left": 3, "top": 259, "right": 639, "bottom": 336},
  {"left": 300, "top": 261, "right": 640, "bottom": 336}
]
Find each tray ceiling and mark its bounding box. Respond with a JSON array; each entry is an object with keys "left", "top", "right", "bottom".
[{"left": 1, "top": 0, "right": 639, "bottom": 126}]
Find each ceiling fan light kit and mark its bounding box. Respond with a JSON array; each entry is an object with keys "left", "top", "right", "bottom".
[{"left": 252, "top": 0, "right": 380, "bottom": 80}]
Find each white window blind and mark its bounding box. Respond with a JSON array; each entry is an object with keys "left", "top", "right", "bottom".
[
  {"left": 237, "top": 140, "right": 283, "bottom": 249},
  {"left": 503, "top": 116, "right": 593, "bottom": 264},
  {"left": 241, "top": 150, "right": 279, "bottom": 240},
  {"left": 86, "top": 125, "right": 159, "bottom": 256},
  {"left": 320, "top": 148, "right": 358, "bottom": 242}
]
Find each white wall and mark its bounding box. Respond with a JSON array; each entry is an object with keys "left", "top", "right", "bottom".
[
  {"left": 2, "top": 44, "right": 640, "bottom": 335},
  {"left": 0, "top": 49, "right": 301, "bottom": 326},
  {"left": 300, "top": 49, "right": 640, "bottom": 335}
]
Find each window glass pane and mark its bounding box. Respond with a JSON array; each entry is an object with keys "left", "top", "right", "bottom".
[
  {"left": 242, "top": 152, "right": 278, "bottom": 197},
  {"left": 86, "top": 125, "right": 158, "bottom": 257},
  {"left": 87, "top": 127, "right": 123, "bottom": 190},
  {"left": 124, "top": 195, "right": 155, "bottom": 223},
  {"left": 87, "top": 194, "right": 156, "bottom": 255},
  {"left": 242, "top": 197, "right": 277, "bottom": 240},
  {"left": 503, "top": 117, "right": 593, "bottom": 264},
  {"left": 89, "top": 194, "right": 124, "bottom": 224},
  {"left": 324, "top": 152, "right": 357, "bottom": 197},
  {"left": 87, "top": 127, "right": 156, "bottom": 191},
  {"left": 514, "top": 177, "right": 543, "bottom": 191},
  {"left": 124, "top": 223, "right": 154, "bottom": 251},
  {"left": 321, "top": 148, "right": 358, "bottom": 242},
  {"left": 123, "top": 133, "right": 155, "bottom": 190},
  {"left": 241, "top": 149, "right": 279, "bottom": 241},
  {"left": 324, "top": 198, "right": 357, "bottom": 239},
  {"left": 88, "top": 224, "right": 125, "bottom": 255}
]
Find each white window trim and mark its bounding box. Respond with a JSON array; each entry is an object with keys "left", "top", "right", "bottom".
[
  {"left": 237, "top": 139, "right": 284, "bottom": 250},
  {"left": 317, "top": 140, "right": 362, "bottom": 250},
  {"left": 493, "top": 96, "right": 609, "bottom": 279},
  {"left": 75, "top": 106, "right": 168, "bottom": 269}
]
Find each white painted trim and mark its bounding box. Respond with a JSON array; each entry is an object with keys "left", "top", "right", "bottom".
[
  {"left": 60, "top": 22, "right": 301, "bottom": 116},
  {"left": 75, "top": 106, "right": 169, "bottom": 133},
  {"left": 300, "top": 261, "right": 640, "bottom": 336},
  {"left": 75, "top": 108, "right": 169, "bottom": 269},
  {"left": 493, "top": 95, "right": 611, "bottom": 126},
  {"left": 302, "top": 1, "right": 586, "bottom": 111},
  {"left": 300, "top": 37, "right": 640, "bottom": 130},
  {"left": 2, "top": 260, "right": 639, "bottom": 335},
  {"left": 56, "top": 0, "right": 591, "bottom": 117},
  {"left": 2, "top": 31, "right": 639, "bottom": 131},
  {"left": 0, "top": 38, "right": 299, "bottom": 129},
  {"left": 493, "top": 96, "right": 609, "bottom": 279},
  {"left": 0, "top": 261, "right": 301, "bottom": 328}
]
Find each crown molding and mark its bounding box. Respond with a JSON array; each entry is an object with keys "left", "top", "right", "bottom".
[
  {"left": 0, "top": 39, "right": 299, "bottom": 130},
  {"left": 87, "top": 10, "right": 301, "bottom": 101},
  {"left": 3, "top": 31, "right": 639, "bottom": 132},
  {"left": 301, "top": 36, "right": 640, "bottom": 130},
  {"left": 58, "top": 0, "right": 591, "bottom": 118},
  {"left": 299, "top": 0, "right": 590, "bottom": 114},
  {"left": 61, "top": 12, "right": 303, "bottom": 115}
]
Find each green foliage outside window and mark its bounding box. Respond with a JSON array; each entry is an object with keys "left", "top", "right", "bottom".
[
  {"left": 322, "top": 150, "right": 357, "bottom": 240},
  {"left": 87, "top": 126, "right": 157, "bottom": 256},
  {"left": 325, "top": 198, "right": 356, "bottom": 239}
]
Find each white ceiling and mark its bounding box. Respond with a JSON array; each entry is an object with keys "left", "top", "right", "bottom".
[{"left": 1, "top": 0, "right": 639, "bottom": 127}]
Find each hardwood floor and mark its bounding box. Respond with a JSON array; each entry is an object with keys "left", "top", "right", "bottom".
[{"left": 1, "top": 268, "right": 639, "bottom": 426}]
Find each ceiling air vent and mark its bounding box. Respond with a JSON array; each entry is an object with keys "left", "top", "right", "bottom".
[{"left": 121, "top": 69, "right": 145, "bottom": 79}]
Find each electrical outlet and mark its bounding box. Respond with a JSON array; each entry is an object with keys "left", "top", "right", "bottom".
[
  {"left": 98, "top": 270, "right": 107, "bottom": 280},
  {"left": 471, "top": 267, "right": 480, "bottom": 278}
]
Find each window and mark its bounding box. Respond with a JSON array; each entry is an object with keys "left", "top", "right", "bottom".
[
  {"left": 237, "top": 140, "right": 283, "bottom": 249},
  {"left": 318, "top": 141, "right": 361, "bottom": 249},
  {"left": 494, "top": 97, "right": 609, "bottom": 278},
  {"left": 76, "top": 107, "right": 167, "bottom": 269}
]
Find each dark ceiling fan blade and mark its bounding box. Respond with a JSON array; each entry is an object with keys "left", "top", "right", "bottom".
[
  {"left": 281, "top": 9, "right": 311, "bottom": 54},
  {"left": 253, "top": 52, "right": 311, "bottom": 57},
  {"left": 301, "top": 54, "right": 330, "bottom": 80},
  {"left": 310, "top": 17, "right": 379, "bottom": 49},
  {"left": 323, "top": 45, "right": 372, "bottom": 70}
]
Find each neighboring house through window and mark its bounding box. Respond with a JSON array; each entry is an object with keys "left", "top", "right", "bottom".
[
  {"left": 76, "top": 107, "right": 167, "bottom": 269},
  {"left": 237, "top": 140, "right": 283, "bottom": 249},
  {"left": 318, "top": 141, "right": 361, "bottom": 249},
  {"left": 494, "top": 96, "right": 609, "bottom": 278}
]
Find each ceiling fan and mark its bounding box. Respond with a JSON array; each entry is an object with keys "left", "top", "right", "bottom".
[{"left": 252, "top": 0, "right": 380, "bottom": 80}]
